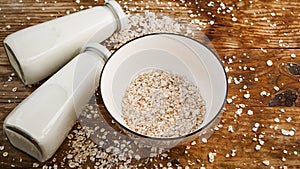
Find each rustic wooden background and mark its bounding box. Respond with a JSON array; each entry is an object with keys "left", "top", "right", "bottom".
[{"left": 0, "top": 0, "right": 299, "bottom": 168}]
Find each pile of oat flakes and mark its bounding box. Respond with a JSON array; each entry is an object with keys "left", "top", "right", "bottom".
[{"left": 122, "top": 69, "right": 205, "bottom": 138}]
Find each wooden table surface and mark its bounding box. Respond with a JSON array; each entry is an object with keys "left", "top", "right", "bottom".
[{"left": 0, "top": 0, "right": 299, "bottom": 168}]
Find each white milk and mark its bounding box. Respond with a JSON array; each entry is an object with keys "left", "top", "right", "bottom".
[
  {"left": 3, "top": 0, "right": 127, "bottom": 85},
  {"left": 3, "top": 43, "right": 110, "bottom": 162}
]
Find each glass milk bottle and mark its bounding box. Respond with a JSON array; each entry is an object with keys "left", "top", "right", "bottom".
[
  {"left": 4, "top": 43, "right": 111, "bottom": 162},
  {"left": 3, "top": 0, "right": 127, "bottom": 85}
]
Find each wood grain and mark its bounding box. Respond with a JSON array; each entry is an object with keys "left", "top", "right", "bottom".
[{"left": 0, "top": 0, "right": 299, "bottom": 168}]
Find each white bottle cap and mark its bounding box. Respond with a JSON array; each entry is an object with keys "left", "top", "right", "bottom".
[
  {"left": 82, "top": 42, "right": 111, "bottom": 62},
  {"left": 105, "top": 0, "right": 128, "bottom": 31}
]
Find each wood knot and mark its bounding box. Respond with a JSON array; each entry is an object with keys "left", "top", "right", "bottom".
[
  {"left": 269, "top": 89, "right": 298, "bottom": 107},
  {"left": 285, "top": 62, "right": 300, "bottom": 76}
]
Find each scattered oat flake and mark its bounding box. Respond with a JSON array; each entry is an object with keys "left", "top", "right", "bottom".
[
  {"left": 135, "top": 154, "right": 141, "bottom": 160},
  {"left": 235, "top": 108, "right": 243, "bottom": 116},
  {"left": 32, "top": 163, "right": 39, "bottom": 168},
  {"left": 12, "top": 87, "right": 18, "bottom": 92},
  {"left": 291, "top": 53, "right": 296, "bottom": 58},
  {"left": 273, "top": 86, "right": 280, "bottom": 91},
  {"left": 232, "top": 17, "right": 237, "bottom": 22},
  {"left": 68, "top": 161, "right": 76, "bottom": 168},
  {"left": 244, "top": 93, "right": 250, "bottom": 99},
  {"left": 255, "top": 145, "right": 261, "bottom": 151},
  {"left": 261, "top": 48, "right": 267, "bottom": 53},
  {"left": 231, "top": 149, "right": 236, "bottom": 157},
  {"left": 266, "top": 60, "right": 273, "bottom": 66},
  {"left": 252, "top": 127, "right": 258, "bottom": 132},
  {"left": 226, "top": 98, "right": 233, "bottom": 104},
  {"left": 201, "top": 138, "right": 208, "bottom": 143},
  {"left": 208, "top": 152, "right": 216, "bottom": 163},
  {"left": 260, "top": 91, "right": 270, "bottom": 96},
  {"left": 286, "top": 117, "right": 292, "bottom": 122},
  {"left": 281, "top": 129, "right": 295, "bottom": 136},
  {"left": 274, "top": 118, "right": 280, "bottom": 123},
  {"left": 228, "top": 125, "right": 234, "bottom": 132},
  {"left": 247, "top": 109, "right": 253, "bottom": 115},
  {"left": 259, "top": 139, "right": 264, "bottom": 145},
  {"left": 3, "top": 152, "right": 8, "bottom": 157},
  {"left": 207, "top": 1, "right": 214, "bottom": 7},
  {"left": 252, "top": 123, "right": 260, "bottom": 132},
  {"left": 262, "top": 160, "right": 270, "bottom": 166}
]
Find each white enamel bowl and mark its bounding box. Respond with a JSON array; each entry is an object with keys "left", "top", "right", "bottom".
[{"left": 100, "top": 33, "right": 228, "bottom": 148}]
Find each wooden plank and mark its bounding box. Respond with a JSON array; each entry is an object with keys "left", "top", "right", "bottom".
[
  {"left": 1, "top": 48, "right": 299, "bottom": 106},
  {"left": 0, "top": 0, "right": 299, "bottom": 49}
]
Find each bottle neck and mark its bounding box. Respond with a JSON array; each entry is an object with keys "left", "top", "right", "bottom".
[
  {"left": 104, "top": 1, "right": 127, "bottom": 32},
  {"left": 82, "top": 43, "right": 111, "bottom": 63}
]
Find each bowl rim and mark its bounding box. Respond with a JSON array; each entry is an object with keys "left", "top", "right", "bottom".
[{"left": 99, "top": 32, "right": 228, "bottom": 141}]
